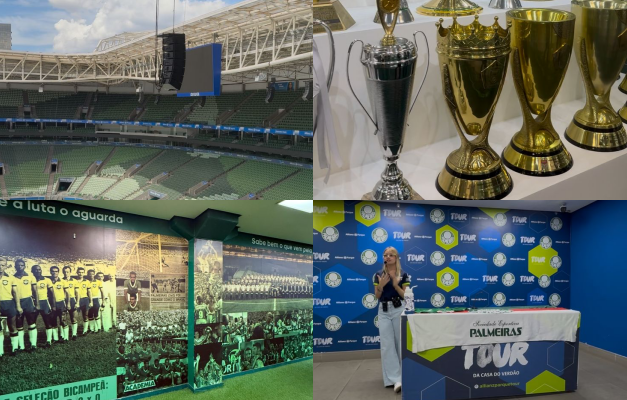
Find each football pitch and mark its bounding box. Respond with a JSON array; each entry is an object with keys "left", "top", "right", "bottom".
[
  {"left": 223, "top": 298, "right": 312, "bottom": 313},
  {"left": 0, "top": 325, "right": 116, "bottom": 395}
]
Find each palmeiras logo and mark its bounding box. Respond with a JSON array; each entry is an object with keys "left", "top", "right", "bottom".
[
  {"left": 502, "top": 233, "right": 516, "bottom": 247},
  {"left": 322, "top": 226, "right": 339, "bottom": 242},
  {"left": 360, "top": 204, "right": 377, "bottom": 220},
  {"left": 325, "top": 272, "right": 342, "bottom": 288},
  {"left": 550, "top": 256, "right": 562, "bottom": 269},
  {"left": 362, "top": 293, "right": 378, "bottom": 309},
  {"left": 441, "top": 230, "right": 455, "bottom": 245},
  {"left": 431, "top": 293, "right": 446, "bottom": 308},
  {"left": 371, "top": 227, "right": 388, "bottom": 244},
  {"left": 361, "top": 249, "right": 377, "bottom": 265},
  {"left": 494, "top": 213, "right": 507, "bottom": 227},
  {"left": 493, "top": 253, "right": 507, "bottom": 267},
  {"left": 430, "top": 251, "right": 445, "bottom": 266},
  {"left": 430, "top": 208, "right": 445, "bottom": 224},
  {"left": 325, "top": 315, "right": 342, "bottom": 331},
  {"left": 374, "top": 315, "right": 379, "bottom": 328},
  {"left": 441, "top": 272, "right": 455, "bottom": 287},
  {"left": 493, "top": 292, "right": 506, "bottom": 306},
  {"left": 1, "top": 279, "right": 8, "bottom": 286},
  {"left": 502, "top": 273, "right": 515, "bottom": 287},
  {"left": 550, "top": 217, "right": 563, "bottom": 231},
  {"left": 539, "top": 275, "right": 551, "bottom": 288},
  {"left": 540, "top": 236, "right": 552, "bottom": 249},
  {"left": 549, "top": 293, "right": 561, "bottom": 307}
]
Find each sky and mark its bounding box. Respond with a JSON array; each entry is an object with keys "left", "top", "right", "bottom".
[{"left": 0, "top": 0, "right": 244, "bottom": 53}]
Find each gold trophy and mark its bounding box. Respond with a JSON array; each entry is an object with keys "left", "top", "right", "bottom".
[
  {"left": 313, "top": 0, "right": 356, "bottom": 34},
  {"left": 416, "top": 0, "right": 483, "bottom": 17},
  {"left": 435, "top": 15, "right": 513, "bottom": 200},
  {"left": 502, "top": 9, "right": 575, "bottom": 176},
  {"left": 617, "top": 75, "right": 627, "bottom": 123},
  {"left": 565, "top": 0, "right": 627, "bottom": 152}
]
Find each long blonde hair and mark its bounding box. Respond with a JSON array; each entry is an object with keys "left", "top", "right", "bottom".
[{"left": 383, "top": 246, "right": 402, "bottom": 278}]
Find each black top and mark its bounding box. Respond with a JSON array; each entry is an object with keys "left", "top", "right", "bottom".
[{"left": 373, "top": 270, "right": 409, "bottom": 300}]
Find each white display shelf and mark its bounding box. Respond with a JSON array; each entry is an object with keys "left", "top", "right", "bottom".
[{"left": 313, "top": 0, "right": 627, "bottom": 199}]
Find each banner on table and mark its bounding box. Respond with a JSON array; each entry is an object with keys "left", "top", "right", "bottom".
[{"left": 401, "top": 316, "right": 579, "bottom": 400}]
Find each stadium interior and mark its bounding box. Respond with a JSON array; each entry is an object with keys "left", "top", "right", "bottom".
[{"left": 0, "top": 0, "right": 312, "bottom": 200}]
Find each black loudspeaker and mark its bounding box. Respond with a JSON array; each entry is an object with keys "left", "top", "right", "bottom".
[
  {"left": 265, "top": 84, "right": 275, "bottom": 103},
  {"left": 303, "top": 80, "right": 313, "bottom": 101},
  {"left": 159, "top": 33, "right": 186, "bottom": 90}
]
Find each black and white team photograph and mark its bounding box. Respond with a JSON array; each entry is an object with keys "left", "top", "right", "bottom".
[{"left": 0, "top": 214, "right": 117, "bottom": 395}]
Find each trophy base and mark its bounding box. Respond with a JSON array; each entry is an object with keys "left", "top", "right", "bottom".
[
  {"left": 374, "top": 7, "right": 414, "bottom": 24},
  {"left": 314, "top": 1, "right": 356, "bottom": 33},
  {"left": 362, "top": 178, "right": 424, "bottom": 201},
  {"left": 435, "top": 162, "right": 513, "bottom": 200},
  {"left": 416, "top": 0, "right": 482, "bottom": 16},
  {"left": 502, "top": 140, "right": 573, "bottom": 176},
  {"left": 564, "top": 119, "right": 627, "bottom": 152}
]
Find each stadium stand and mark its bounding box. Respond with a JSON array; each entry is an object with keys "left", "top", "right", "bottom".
[
  {"left": 227, "top": 89, "right": 305, "bottom": 127},
  {"left": 0, "top": 146, "right": 50, "bottom": 196},
  {"left": 0, "top": 90, "right": 21, "bottom": 118},
  {"left": 194, "top": 160, "right": 297, "bottom": 199},
  {"left": 91, "top": 94, "right": 143, "bottom": 120},
  {"left": 186, "top": 92, "right": 250, "bottom": 124},
  {"left": 140, "top": 155, "right": 243, "bottom": 200},
  {"left": 275, "top": 98, "right": 312, "bottom": 131},
  {"left": 27, "top": 91, "right": 87, "bottom": 119},
  {"left": 140, "top": 95, "right": 196, "bottom": 122},
  {"left": 99, "top": 147, "right": 161, "bottom": 177},
  {"left": 78, "top": 176, "right": 117, "bottom": 197},
  {"left": 259, "top": 169, "right": 312, "bottom": 200}
]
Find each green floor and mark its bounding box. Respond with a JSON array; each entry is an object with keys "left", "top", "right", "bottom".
[{"left": 153, "top": 359, "right": 312, "bottom": 400}]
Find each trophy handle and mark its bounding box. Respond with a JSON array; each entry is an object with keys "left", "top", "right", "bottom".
[
  {"left": 410, "top": 30, "right": 430, "bottom": 116},
  {"left": 313, "top": 19, "right": 335, "bottom": 90},
  {"left": 347, "top": 39, "right": 377, "bottom": 129}
]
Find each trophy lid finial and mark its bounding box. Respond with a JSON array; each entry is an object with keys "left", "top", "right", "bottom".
[{"left": 377, "top": 0, "right": 401, "bottom": 46}]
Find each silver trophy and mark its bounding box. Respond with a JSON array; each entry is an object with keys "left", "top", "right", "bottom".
[
  {"left": 313, "top": 19, "right": 335, "bottom": 135},
  {"left": 374, "top": 0, "right": 414, "bottom": 24},
  {"left": 348, "top": 0, "right": 429, "bottom": 200}
]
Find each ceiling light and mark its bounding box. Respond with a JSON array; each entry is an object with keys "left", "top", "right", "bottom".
[{"left": 279, "top": 200, "right": 312, "bottom": 213}]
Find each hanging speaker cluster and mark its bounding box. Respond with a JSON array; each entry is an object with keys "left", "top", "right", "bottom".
[
  {"left": 160, "top": 33, "right": 186, "bottom": 90},
  {"left": 265, "top": 77, "right": 276, "bottom": 103}
]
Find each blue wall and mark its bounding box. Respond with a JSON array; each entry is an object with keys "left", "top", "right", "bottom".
[
  {"left": 571, "top": 200, "right": 627, "bottom": 358},
  {"left": 314, "top": 201, "right": 571, "bottom": 353}
]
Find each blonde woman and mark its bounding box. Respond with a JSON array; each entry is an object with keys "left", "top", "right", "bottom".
[{"left": 373, "top": 246, "right": 410, "bottom": 393}]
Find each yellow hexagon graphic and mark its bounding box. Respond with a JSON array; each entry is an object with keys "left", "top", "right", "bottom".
[
  {"left": 528, "top": 246, "right": 559, "bottom": 278},
  {"left": 437, "top": 267, "right": 459, "bottom": 292},
  {"left": 526, "top": 371, "right": 565, "bottom": 394},
  {"left": 355, "top": 201, "right": 380, "bottom": 227},
  {"left": 313, "top": 201, "right": 345, "bottom": 233},
  {"left": 436, "top": 225, "right": 458, "bottom": 250}
]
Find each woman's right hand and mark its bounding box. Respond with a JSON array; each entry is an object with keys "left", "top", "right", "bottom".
[{"left": 378, "top": 272, "right": 390, "bottom": 287}]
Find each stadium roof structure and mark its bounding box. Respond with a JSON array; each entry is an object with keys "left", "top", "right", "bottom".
[{"left": 0, "top": 0, "right": 312, "bottom": 86}]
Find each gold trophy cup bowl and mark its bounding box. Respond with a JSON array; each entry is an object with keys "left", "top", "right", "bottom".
[
  {"left": 565, "top": 0, "right": 627, "bottom": 152},
  {"left": 435, "top": 16, "right": 513, "bottom": 199},
  {"left": 502, "top": 9, "right": 575, "bottom": 176}
]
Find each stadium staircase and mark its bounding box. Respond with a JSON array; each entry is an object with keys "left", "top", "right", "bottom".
[
  {"left": 264, "top": 95, "right": 303, "bottom": 128},
  {"left": 185, "top": 159, "right": 246, "bottom": 198},
  {"left": 46, "top": 173, "right": 56, "bottom": 198},
  {"left": 174, "top": 98, "right": 203, "bottom": 122},
  {"left": 96, "top": 148, "right": 118, "bottom": 173},
  {"left": 252, "top": 169, "right": 300, "bottom": 199},
  {"left": 0, "top": 175, "right": 8, "bottom": 198},
  {"left": 217, "top": 92, "right": 256, "bottom": 124},
  {"left": 44, "top": 146, "right": 55, "bottom": 173},
  {"left": 130, "top": 96, "right": 151, "bottom": 121}
]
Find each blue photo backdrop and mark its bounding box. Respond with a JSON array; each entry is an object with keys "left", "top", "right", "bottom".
[{"left": 313, "top": 201, "right": 571, "bottom": 353}]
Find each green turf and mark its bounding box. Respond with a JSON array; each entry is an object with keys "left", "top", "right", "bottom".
[
  {"left": 0, "top": 330, "right": 117, "bottom": 395},
  {"left": 153, "top": 358, "right": 313, "bottom": 400}
]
